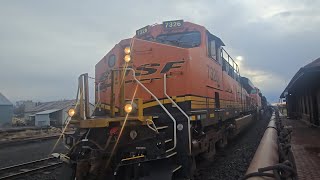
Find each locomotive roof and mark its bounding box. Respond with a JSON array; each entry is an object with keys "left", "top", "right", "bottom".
[
  {"left": 133, "top": 20, "right": 226, "bottom": 47},
  {"left": 207, "top": 31, "right": 225, "bottom": 47}
]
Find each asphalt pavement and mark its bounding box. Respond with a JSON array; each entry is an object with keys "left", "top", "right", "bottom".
[{"left": 0, "top": 138, "right": 67, "bottom": 168}]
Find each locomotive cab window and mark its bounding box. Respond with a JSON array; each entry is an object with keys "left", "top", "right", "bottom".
[
  {"left": 223, "top": 60, "right": 229, "bottom": 72},
  {"left": 235, "top": 74, "right": 240, "bottom": 82},
  {"left": 222, "top": 58, "right": 227, "bottom": 71},
  {"left": 208, "top": 39, "right": 216, "bottom": 60},
  {"left": 156, "top": 31, "right": 201, "bottom": 48},
  {"left": 207, "top": 32, "right": 225, "bottom": 64},
  {"left": 229, "top": 67, "right": 234, "bottom": 78},
  {"left": 251, "top": 89, "right": 257, "bottom": 94}
]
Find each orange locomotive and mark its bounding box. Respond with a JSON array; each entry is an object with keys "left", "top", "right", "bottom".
[{"left": 61, "top": 20, "right": 264, "bottom": 180}]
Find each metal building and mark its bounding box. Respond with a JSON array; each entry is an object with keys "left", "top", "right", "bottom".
[
  {"left": 25, "top": 100, "right": 94, "bottom": 127},
  {"left": 35, "top": 109, "right": 61, "bottom": 127},
  {"left": 0, "top": 93, "right": 13, "bottom": 127},
  {"left": 280, "top": 57, "right": 320, "bottom": 126}
]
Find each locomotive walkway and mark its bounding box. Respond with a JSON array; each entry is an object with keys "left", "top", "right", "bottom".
[{"left": 282, "top": 115, "right": 320, "bottom": 180}]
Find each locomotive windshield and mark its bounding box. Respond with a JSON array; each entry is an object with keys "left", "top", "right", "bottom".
[
  {"left": 155, "top": 31, "right": 201, "bottom": 48},
  {"left": 251, "top": 89, "right": 257, "bottom": 94}
]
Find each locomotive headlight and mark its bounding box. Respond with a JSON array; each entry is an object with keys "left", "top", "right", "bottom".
[
  {"left": 124, "top": 101, "right": 138, "bottom": 114},
  {"left": 68, "top": 108, "right": 76, "bottom": 117},
  {"left": 124, "top": 47, "right": 131, "bottom": 54},
  {"left": 124, "top": 55, "right": 131, "bottom": 63},
  {"left": 124, "top": 104, "right": 133, "bottom": 113}
]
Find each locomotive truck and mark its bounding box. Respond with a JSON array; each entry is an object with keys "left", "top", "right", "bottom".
[{"left": 59, "top": 20, "right": 265, "bottom": 180}]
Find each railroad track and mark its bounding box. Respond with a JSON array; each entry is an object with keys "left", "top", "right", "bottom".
[{"left": 0, "top": 157, "right": 62, "bottom": 180}]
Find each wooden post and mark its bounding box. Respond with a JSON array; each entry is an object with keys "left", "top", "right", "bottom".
[
  {"left": 120, "top": 70, "right": 125, "bottom": 116},
  {"left": 110, "top": 70, "right": 115, "bottom": 117},
  {"left": 84, "top": 73, "right": 90, "bottom": 119},
  {"left": 79, "top": 75, "right": 85, "bottom": 119}
]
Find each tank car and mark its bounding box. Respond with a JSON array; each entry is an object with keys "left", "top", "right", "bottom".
[{"left": 59, "top": 20, "right": 264, "bottom": 180}]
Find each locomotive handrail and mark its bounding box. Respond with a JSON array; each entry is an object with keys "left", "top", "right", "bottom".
[
  {"left": 146, "top": 119, "right": 159, "bottom": 133},
  {"left": 163, "top": 73, "right": 192, "bottom": 155},
  {"left": 122, "top": 68, "right": 177, "bottom": 153},
  {"left": 221, "top": 48, "right": 239, "bottom": 74}
]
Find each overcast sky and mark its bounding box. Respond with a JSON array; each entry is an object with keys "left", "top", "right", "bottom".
[{"left": 1, "top": 0, "right": 319, "bottom": 104}]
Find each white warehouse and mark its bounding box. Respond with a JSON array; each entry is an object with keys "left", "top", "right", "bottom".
[{"left": 26, "top": 100, "right": 94, "bottom": 127}]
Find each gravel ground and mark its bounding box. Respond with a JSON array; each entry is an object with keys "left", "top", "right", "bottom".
[{"left": 197, "top": 111, "right": 272, "bottom": 180}]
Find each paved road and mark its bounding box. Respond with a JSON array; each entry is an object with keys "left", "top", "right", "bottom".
[
  {"left": 283, "top": 118, "right": 320, "bottom": 180},
  {"left": 0, "top": 138, "right": 67, "bottom": 168}
]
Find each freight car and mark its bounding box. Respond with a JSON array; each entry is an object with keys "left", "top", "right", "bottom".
[{"left": 59, "top": 20, "right": 265, "bottom": 180}]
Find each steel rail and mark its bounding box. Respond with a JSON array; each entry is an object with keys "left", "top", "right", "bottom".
[
  {"left": 0, "top": 157, "right": 61, "bottom": 180},
  {"left": 0, "top": 157, "right": 55, "bottom": 171}
]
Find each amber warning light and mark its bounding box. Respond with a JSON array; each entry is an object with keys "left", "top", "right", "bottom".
[
  {"left": 124, "top": 104, "right": 133, "bottom": 113},
  {"left": 124, "top": 46, "right": 131, "bottom": 63}
]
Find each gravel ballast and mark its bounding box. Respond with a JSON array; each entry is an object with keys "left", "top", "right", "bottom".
[{"left": 196, "top": 111, "right": 272, "bottom": 180}]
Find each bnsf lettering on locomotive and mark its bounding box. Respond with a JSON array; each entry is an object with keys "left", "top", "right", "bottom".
[
  {"left": 160, "top": 61, "right": 184, "bottom": 73},
  {"left": 135, "top": 63, "right": 160, "bottom": 76},
  {"left": 97, "top": 61, "right": 185, "bottom": 91}
]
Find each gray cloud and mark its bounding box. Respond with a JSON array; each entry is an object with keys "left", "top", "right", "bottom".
[{"left": 0, "top": 0, "right": 319, "bottom": 103}]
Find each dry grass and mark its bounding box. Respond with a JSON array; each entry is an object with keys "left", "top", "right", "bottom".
[{"left": 0, "top": 128, "right": 61, "bottom": 142}]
